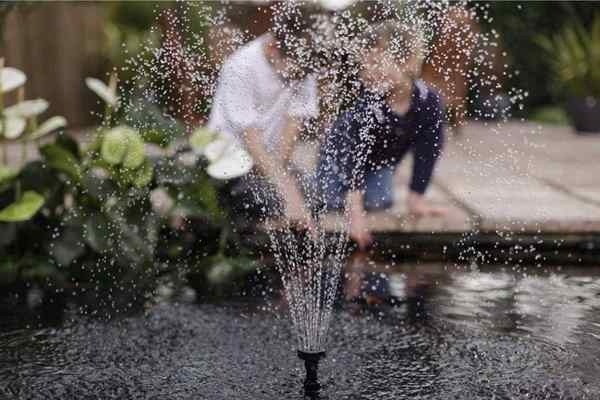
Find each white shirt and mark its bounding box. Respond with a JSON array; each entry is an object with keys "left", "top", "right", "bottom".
[{"left": 207, "top": 34, "right": 319, "bottom": 153}]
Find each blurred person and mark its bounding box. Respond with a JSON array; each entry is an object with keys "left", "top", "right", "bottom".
[
  {"left": 207, "top": 5, "right": 319, "bottom": 230},
  {"left": 316, "top": 20, "right": 446, "bottom": 249},
  {"left": 422, "top": 5, "right": 480, "bottom": 134},
  {"left": 206, "top": 23, "right": 245, "bottom": 69}
]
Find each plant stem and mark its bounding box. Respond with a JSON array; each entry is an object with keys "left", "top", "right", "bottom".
[
  {"left": 218, "top": 224, "right": 229, "bottom": 255},
  {"left": 103, "top": 104, "right": 113, "bottom": 128},
  {"left": 15, "top": 179, "right": 21, "bottom": 201}
]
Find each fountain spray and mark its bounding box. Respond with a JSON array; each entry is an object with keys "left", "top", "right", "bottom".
[{"left": 297, "top": 350, "right": 326, "bottom": 396}]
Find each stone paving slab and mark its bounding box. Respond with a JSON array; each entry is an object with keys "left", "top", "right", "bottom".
[{"left": 436, "top": 123, "right": 600, "bottom": 233}]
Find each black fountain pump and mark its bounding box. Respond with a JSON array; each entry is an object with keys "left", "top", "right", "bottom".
[{"left": 297, "top": 350, "right": 326, "bottom": 397}]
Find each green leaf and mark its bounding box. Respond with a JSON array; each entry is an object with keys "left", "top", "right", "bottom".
[
  {"left": 101, "top": 125, "right": 131, "bottom": 165},
  {"left": 21, "top": 263, "right": 60, "bottom": 282},
  {"left": 40, "top": 143, "right": 81, "bottom": 183},
  {"left": 0, "top": 260, "right": 19, "bottom": 285},
  {"left": 0, "top": 190, "right": 45, "bottom": 222},
  {"left": 49, "top": 226, "right": 86, "bottom": 267},
  {"left": 55, "top": 133, "right": 81, "bottom": 160},
  {"left": 205, "top": 255, "right": 258, "bottom": 285},
  {"left": 154, "top": 157, "right": 198, "bottom": 186},
  {"left": 122, "top": 129, "right": 145, "bottom": 169},
  {"left": 0, "top": 222, "right": 16, "bottom": 247},
  {"left": 123, "top": 98, "right": 184, "bottom": 147},
  {"left": 0, "top": 165, "right": 17, "bottom": 185},
  {"left": 132, "top": 159, "right": 153, "bottom": 188},
  {"left": 84, "top": 213, "right": 111, "bottom": 253},
  {"left": 187, "top": 178, "right": 220, "bottom": 220},
  {"left": 18, "top": 161, "right": 60, "bottom": 196},
  {"left": 80, "top": 171, "right": 117, "bottom": 201}
]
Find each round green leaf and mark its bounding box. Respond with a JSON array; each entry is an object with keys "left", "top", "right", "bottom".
[
  {"left": 101, "top": 126, "right": 130, "bottom": 165},
  {"left": 122, "top": 130, "right": 145, "bottom": 169}
]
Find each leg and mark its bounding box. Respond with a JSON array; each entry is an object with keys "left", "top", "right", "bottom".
[{"left": 363, "top": 166, "right": 395, "bottom": 210}]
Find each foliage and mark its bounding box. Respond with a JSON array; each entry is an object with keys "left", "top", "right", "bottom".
[
  {"left": 0, "top": 190, "right": 44, "bottom": 222},
  {"left": 481, "top": 1, "right": 598, "bottom": 110},
  {"left": 0, "top": 72, "right": 255, "bottom": 306},
  {"left": 537, "top": 14, "right": 600, "bottom": 99},
  {"left": 529, "top": 106, "right": 571, "bottom": 126}
]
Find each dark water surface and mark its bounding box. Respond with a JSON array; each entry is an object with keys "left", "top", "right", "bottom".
[{"left": 2, "top": 262, "right": 600, "bottom": 399}]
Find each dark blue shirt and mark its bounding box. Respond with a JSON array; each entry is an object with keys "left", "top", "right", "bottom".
[{"left": 318, "top": 81, "right": 444, "bottom": 195}]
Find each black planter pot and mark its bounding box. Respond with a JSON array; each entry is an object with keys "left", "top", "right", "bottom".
[{"left": 566, "top": 96, "right": 600, "bottom": 134}]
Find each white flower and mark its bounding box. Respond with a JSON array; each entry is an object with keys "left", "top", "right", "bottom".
[
  {"left": 206, "top": 142, "right": 253, "bottom": 180},
  {"left": 0, "top": 67, "right": 26, "bottom": 93},
  {"left": 203, "top": 137, "right": 230, "bottom": 163},
  {"left": 190, "top": 126, "right": 254, "bottom": 180},
  {"left": 319, "top": 0, "right": 356, "bottom": 10},
  {"left": 29, "top": 116, "right": 67, "bottom": 140},
  {"left": 85, "top": 76, "right": 119, "bottom": 107},
  {"left": 4, "top": 99, "right": 49, "bottom": 118},
  {"left": 1, "top": 116, "right": 26, "bottom": 139}
]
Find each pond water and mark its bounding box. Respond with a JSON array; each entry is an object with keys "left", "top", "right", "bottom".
[{"left": 2, "top": 261, "right": 600, "bottom": 399}]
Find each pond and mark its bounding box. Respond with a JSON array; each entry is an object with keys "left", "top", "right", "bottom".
[{"left": 2, "top": 260, "right": 600, "bottom": 399}]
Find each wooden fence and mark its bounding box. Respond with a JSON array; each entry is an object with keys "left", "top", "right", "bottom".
[{"left": 1, "top": 3, "right": 106, "bottom": 128}]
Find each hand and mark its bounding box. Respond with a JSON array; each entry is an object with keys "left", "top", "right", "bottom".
[
  {"left": 407, "top": 192, "right": 448, "bottom": 218},
  {"left": 349, "top": 211, "right": 372, "bottom": 251}
]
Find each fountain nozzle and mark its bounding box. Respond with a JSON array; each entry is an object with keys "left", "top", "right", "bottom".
[{"left": 297, "top": 350, "right": 326, "bottom": 397}]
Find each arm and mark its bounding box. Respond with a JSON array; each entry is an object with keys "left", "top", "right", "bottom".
[
  {"left": 242, "top": 123, "right": 313, "bottom": 230},
  {"left": 276, "top": 117, "right": 302, "bottom": 167},
  {"left": 410, "top": 93, "right": 444, "bottom": 195},
  {"left": 346, "top": 189, "right": 372, "bottom": 250},
  {"left": 319, "top": 110, "right": 373, "bottom": 248},
  {"left": 217, "top": 63, "right": 313, "bottom": 228}
]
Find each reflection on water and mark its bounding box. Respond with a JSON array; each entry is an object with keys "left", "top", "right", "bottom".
[
  {"left": 1, "top": 259, "right": 600, "bottom": 399},
  {"left": 343, "top": 254, "right": 600, "bottom": 347}
]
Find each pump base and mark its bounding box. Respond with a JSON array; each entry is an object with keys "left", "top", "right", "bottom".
[{"left": 297, "top": 351, "right": 326, "bottom": 397}]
